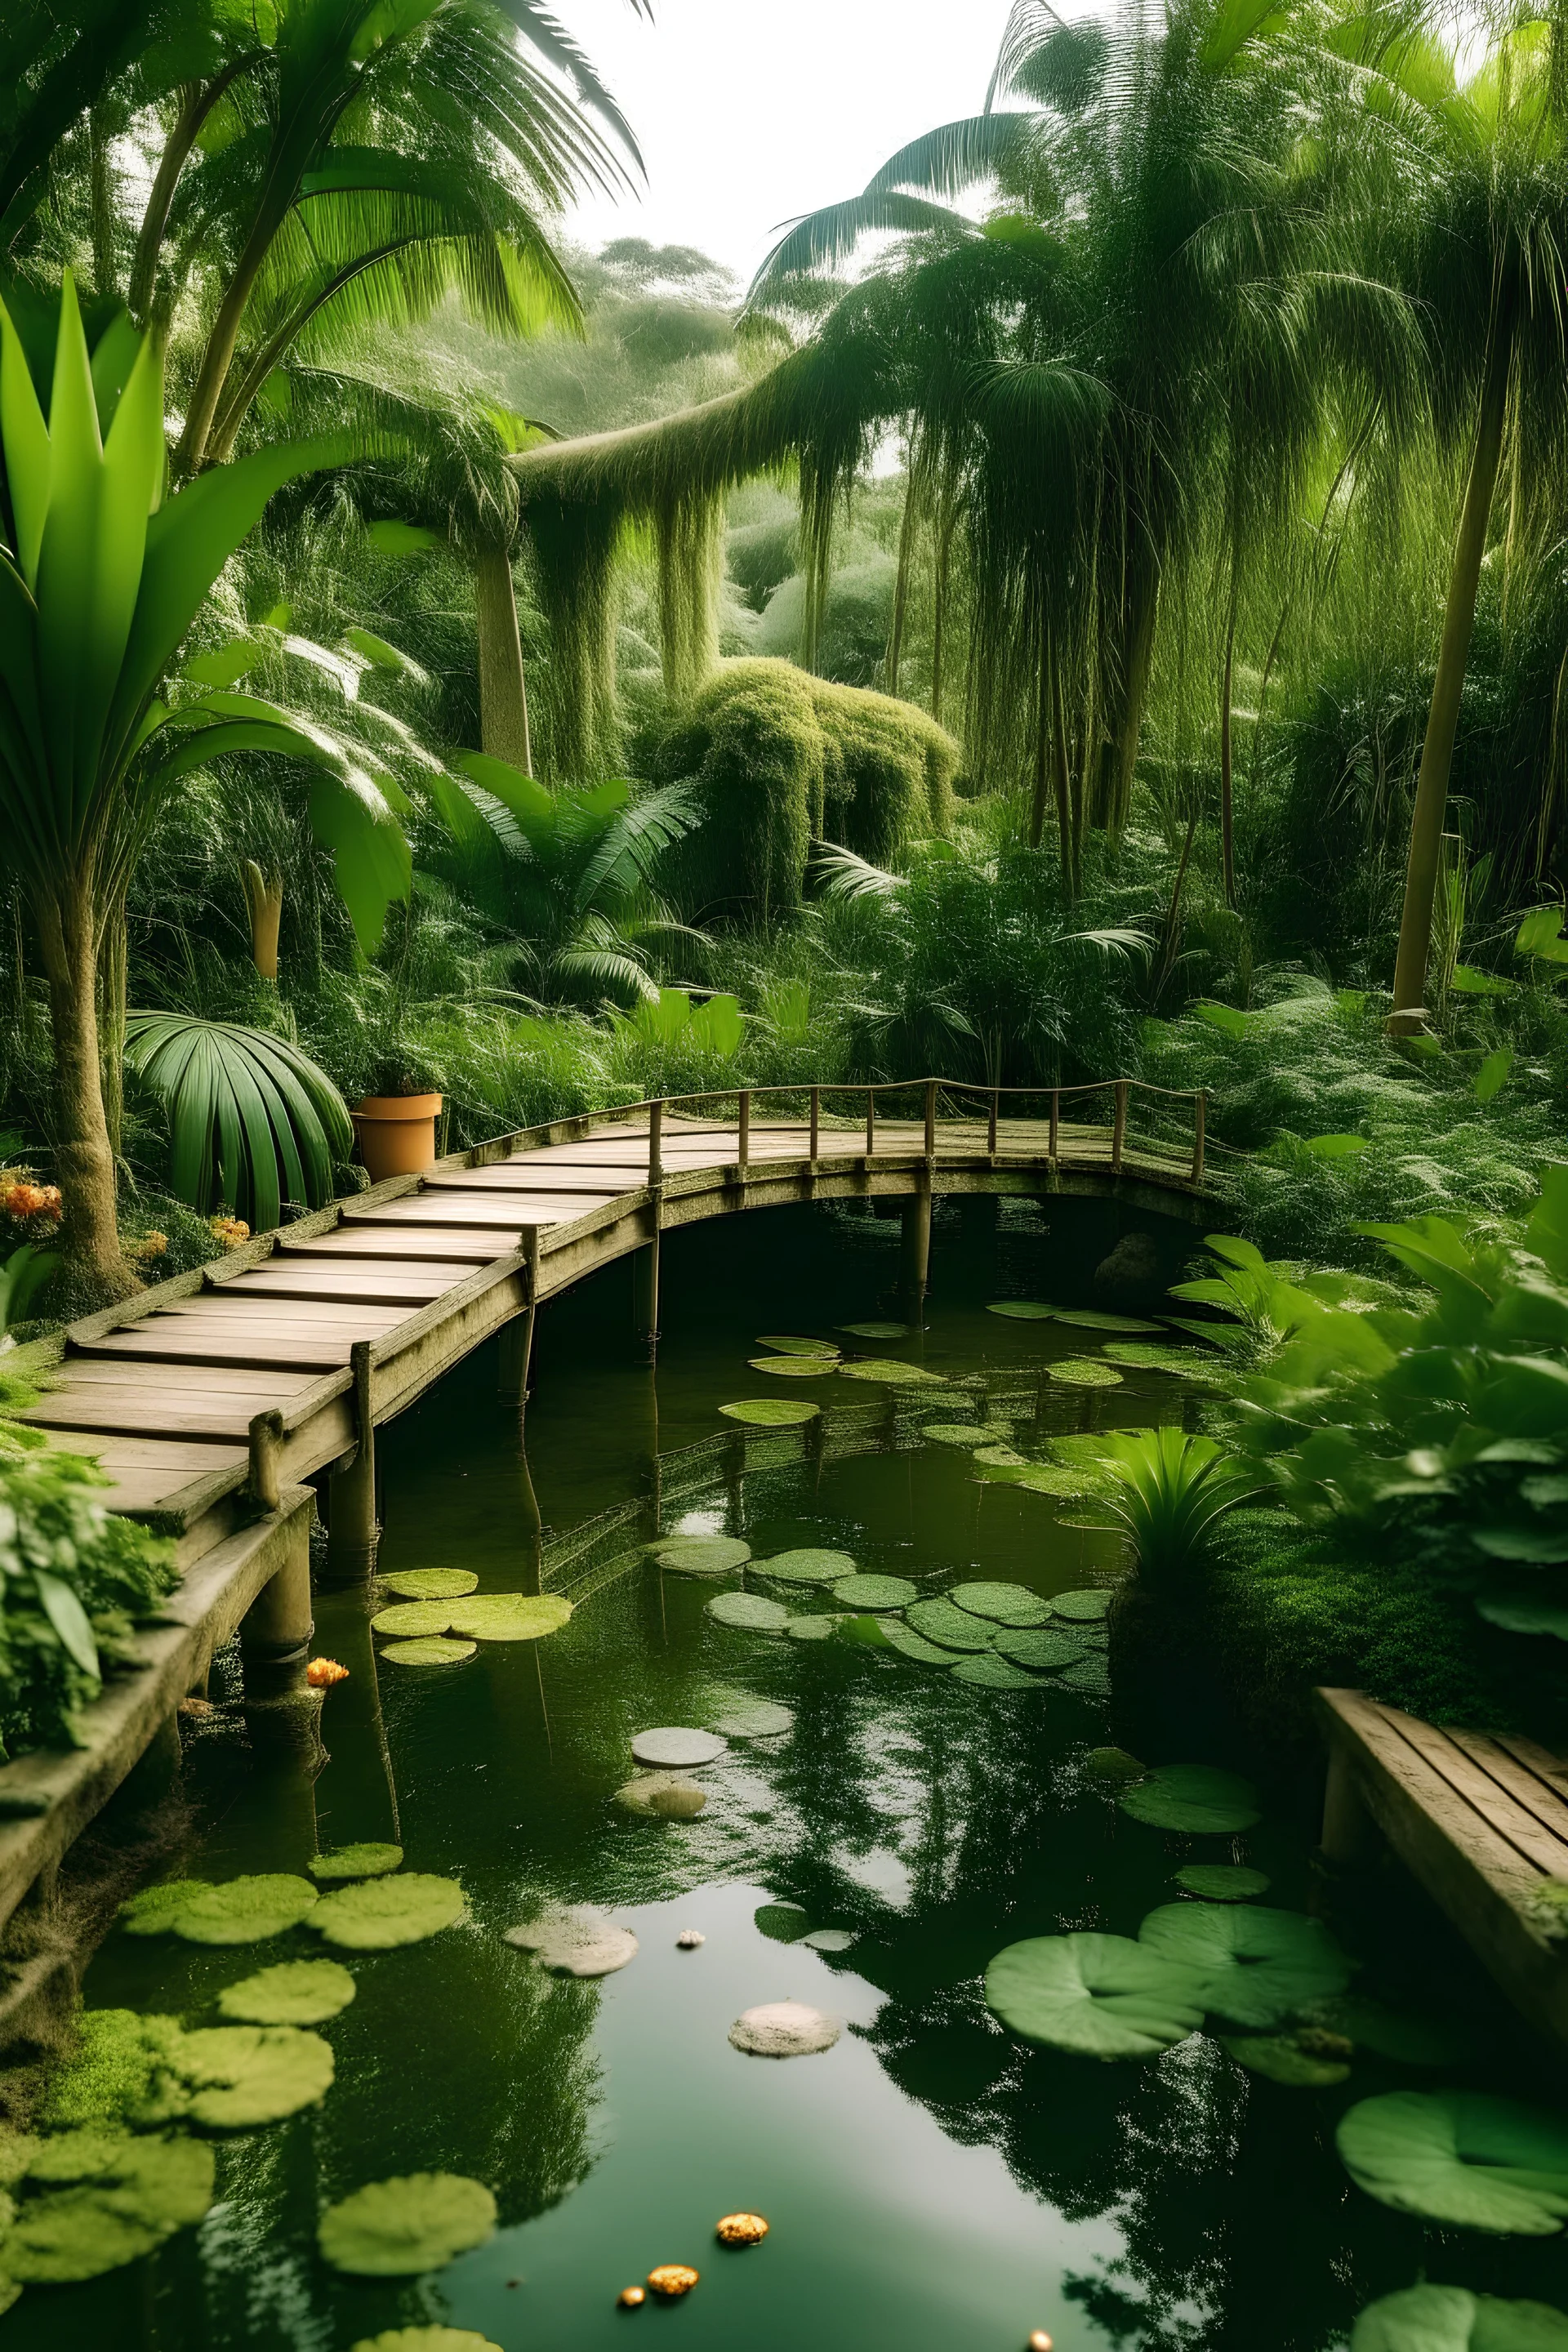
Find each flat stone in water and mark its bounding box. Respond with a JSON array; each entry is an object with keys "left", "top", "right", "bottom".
[
  {"left": 712, "top": 1702, "right": 795, "bottom": 1740},
  {"left": 755, "top": 1548, "right": 856, "bottom": 1584},
  {"left": 506, "top": 1908, "right": 639, "bottom": 1978},
  {"left": 729, "top": 2001, "right": 841, "bottom": 2058},
  {"left": 631, "top": 1728, "right": 728, "bottom": 1770},
  {"left": 615, "top": 1774, "right": 707, "bottom": 1820}
]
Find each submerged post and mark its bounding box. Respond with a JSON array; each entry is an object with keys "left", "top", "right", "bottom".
[
  {"left": 1112, "top": 1080, "right": 1129, "bottom": 1174},
  {"left": 241, "top": 1494, "right": 314, "bottom": 1708},
  {"left": 327, "top": 1342, "right": 379, "bottom": 1583},
  {"left": 902, "top": 1188, "right": 933, "bottom": 1303},
  {"left": 635, "top": 1222, "right": 662, "bottom": 1345},
  {"left": 498, "top": 1230, "right": 541, "bottom": 1409},
  {"left": 1192, "top": 1090, "right": 1207, "bottom": 1187}
]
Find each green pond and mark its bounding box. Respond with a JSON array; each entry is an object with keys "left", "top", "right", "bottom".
[{"left": 20, "top": 1199, "right": 1568, "bottom": 2350}]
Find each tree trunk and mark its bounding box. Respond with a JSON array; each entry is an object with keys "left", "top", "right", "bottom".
[
  {"left": 128, "top": 69, "right": 250, "bottom": 327},
  {"left": 1390, "top": 304, "right": 1514, "bottom": 1032},
  {"left": 243, "top": 862, "right": 284, "bottom": 981},
  {"left": 1220, "top": 577, "right": 1237, "bottom": 907},
  {"left": 176, "top": 176, "right": 298, "bottom": 472},
  {"left": 1105, "top": 554, "right": 1159, "bottom": 835},
  {"left": 36, "top": 880, "right": 131, "bottom": 1299},
  {"left": 97, "top": 885, "right": 128, "bottom": 1161},
  {"left": 474, "top": 543, "right": 534, "bottom": 776},
  {"left": 1053, "top": 659, "right": 1078, "bottom": 898},
  {"left": 1029, "top": 652, "right": 1050, "bottom": 851}
]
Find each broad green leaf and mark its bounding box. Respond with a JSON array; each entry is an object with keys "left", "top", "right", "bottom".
[
  {"left": 985, "top": 1933, "right": 1207, "bottom": 2059},
  {"left": 1352, "top": 2285, "right": 1568, "bottom": 2351},
  {"left": 1138, "top": 1903, "right": 1351, "bottom": 2026},
  {"left": 1337, "top": 2091, "right": 1568, "bottom": 2234},
  {"left": 318, "top": 2173, "right": 497, "bottom": 2276}
]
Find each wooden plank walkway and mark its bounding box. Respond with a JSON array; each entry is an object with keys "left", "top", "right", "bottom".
[{"left": 1319, "top": 1688, "right": 1568, "bottom": 2047}]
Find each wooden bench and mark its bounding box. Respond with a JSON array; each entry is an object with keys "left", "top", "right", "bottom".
[{"left": 1317, "top": 1687, "right": 1568, "bottom": 2047}]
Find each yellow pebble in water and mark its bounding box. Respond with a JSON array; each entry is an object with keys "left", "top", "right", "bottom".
[
  {"left": 617, "top": 2285, "right": 645, "bottom": 2309},
  {"left": 648, "top": 2265, "right": 699, "bottom": 2298},
  {"left": 715, "top": 2212, "right": 768, "bottom": 2247}
]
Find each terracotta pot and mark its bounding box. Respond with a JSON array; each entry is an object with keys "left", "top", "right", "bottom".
[{"left": 351, "top": 1094, "right": 443, "bottom": 1184}]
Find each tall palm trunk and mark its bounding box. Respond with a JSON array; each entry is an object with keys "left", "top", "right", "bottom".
[
  {"left": 1107, "top": 556, "right": 1159, "bottom": 834},
  {"left": 474, "top": 542, "right": 534, "bottom": 775},
  {"left": 1391, "top": 298, "right": 1514, "bottom": 1031},
  {"left": 176, "top": 178, "right": 298, "bottom": 472},
  {"left": 36, "top": 880, "right": 131, "bottom": 1298},
  {"left": 243, "top": 862, "right": 285, "bottom": 980},
  {"left": 128, "top": 67, "right": 250, "bottom": 326},
  {"left": 1219, "top": 576, "right": 1238, "bottom": 906},
  {"left": 98, "top": 885, "right": 128, "bottom": 1160}
]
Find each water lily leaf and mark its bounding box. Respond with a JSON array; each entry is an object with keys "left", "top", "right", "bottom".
[
  {"left": 1050, "top": 1588, "right": 1115, "bottom": 1621},
  {"left": 755, "top": 1548, "right": 856, "bottom": 1584},
  {"left": 1174, "top": 1865, "right": 1271, "bottom": 1901},
  {"left": 217, "top": 1959, "right": 357, "bottom": 2026},
  {"left": 987, "top": 1302, "right": 1058, "bottom": 1321},
  {"left": 906, "top": 1599, "right": 995, "bottom": 1651},
  {"left": 6, "top": 2188, "right": 164, "bottom": 2281},
  {"left": 1005, "top": 1464, "right": 1097, "bottom": 1497},
  {"left": 757, "top": 1336, "right": 840, "bottom": 1356},
  {"left": 615, "top": 1774, "right": 706, "bottom": 1819},
  {"left": 985, "top": 1933, "right": 1207, "bottom": 2059},
  {"left": 1048, "top": 1359, "right": 1125, "bottom": 1388},
  {"left": 353, "top": 2333, "right": 506, "bottom": 2352},
  {"left": 6, "top": 2134, "right": 215, "bottom": 2282},
  {"left": 719, "top": 1400, "right": 821, "bottom": 1427},
  {"left": 176, "top": 2024, "right": 335, "bottom": 2127},
  {"left": 505, "top": 1907, "right": 638, "bottom": 1977},
  {"left": 837, "top": 1321, "right": 910, "bottom": 1339},
  {"left": 370, "top": 1603, "right": 453, "bottom": 1637},
  {"left": 318, "top": 2172, "right": 497, "bottom": 2276},
  {"left": 713, "top": 1702, "right": 794, "bottom": 1739},
  {"left": 1054, "top": 1311, "right": 1165, "bottom": 1334},
  {"left": 786, "top": 1614, "right": 846, "bottom": 1641},
  {"left": 1337, "top": 2091, "right": 1568, "bottom": 2234},
  {"left": 994, "top": 1628, "right": 1088, "bottom": 1669},
  {"left": 1221, "top": 2033, "right": 1351, "bottom": 2086},
  {"left": 653, "top": 1537, "right": 751, "bottom": 1575},
  {"left": 1120, "top": 1765, "right": 1261, "bottom": 1833},
  {"left": 1351, "top": 2286, "right": 1568, "bottom": 2351},
  {"left": 380, "top": 1570, "right": 479, "bottom": 1601},
  {"left": 309, "top": 1844, "right": 403, "bottom": 1882},
  {"left": 804, "top": 1928, "right": 858, "bottom": 1952},
  {"left": 922, "top": 1423, "right": 995, "bottom": 1447},
  {"left": 1061, "top": 1655, "right": 1112, "bottom": 1694},
  {"left": 750, "top": 1355, "right": 836, "bottom": 1378},
  {"left": 172, "top": 1875, "right": 318, "bottom": 1946},
  {"left": 381, "top": 1638, "right": 477, "bottom": 1666},
  {"left": 973, "top": 1447, "right": 1031, "bottom": 1478},
  {"left": 952, "top": 1654, "right": 1045, "bottom": 1689},
  {"left": 1305, "top": 1996, "right": 1463, "bottom": 2068},
  {"left": 950, "top": 1581, "right": 1054, "bottom": 1627},
  {"left": 1103, "top": 1342, "right": 1212, "bottom": 1374},
  {"left": 445, "top": 1594, "right": 572, "bottom": 1642},
  {"left": 880, "top": 1621, "right": 956, "bottom": 1664},
  {"left": 832, "top": 1574, "right": 918, "bottom": 1609},
  {"left": 838, "top": 1359, "right": 946, "bottom": 1386},
  {"left": 310, "top": 1874, "right": 466, "bottom": 1950},
  {"left": 835, "top": 1612, "right": 893, "bottom": 1647},
  {"left": 631, "top": 1727, "right": 728, "bottom": 1767},
  {"left": 755, "top": 1903, "right": 810, "bottom": 1943},
  {"left": 729, "top": 2001, "right": 840, "bottom": 2057},
  {"left": 1086, "top": 1746, "right": 1147, "bottom": 1780},
  {"left": 118, "top": 1882, "right": 205, "bottom": 1937},
  {"left": 707, "top": 1592, "right": 790, "bottom": 1632},
  {"left": 1476, "top": 1594, "right": 1568, "bottom": 1640}
]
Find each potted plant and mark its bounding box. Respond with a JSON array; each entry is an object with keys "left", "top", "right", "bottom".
[{"left": 352, "top": 1047, "right": 447, "bottom": 1186}]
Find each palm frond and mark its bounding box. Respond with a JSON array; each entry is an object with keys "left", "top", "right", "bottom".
[{"left": 124, "top": 1013, "right": 353, "bottom": 1232}]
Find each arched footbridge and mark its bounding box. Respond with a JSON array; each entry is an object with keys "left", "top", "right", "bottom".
[{"left": 0, "top": 1078, "right": 1211, "bottom": 1961}]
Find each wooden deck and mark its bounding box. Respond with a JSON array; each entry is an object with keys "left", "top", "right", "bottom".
[{"left": 1318, "top": 1687, "right": 1568, "bottom": 2047}]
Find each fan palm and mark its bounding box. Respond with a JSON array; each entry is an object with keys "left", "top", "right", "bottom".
[{"left": 123, "top": 1012, "right": 353, "bottom": 1230}]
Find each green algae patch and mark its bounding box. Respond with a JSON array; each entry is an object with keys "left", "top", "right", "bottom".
[
  {"left": 318, "top": 2172, "right": 497, "bottom": 2276},
  {"left": 381, "top": 1638, "right": 476, "bottom": 1667},
  {"left": 217, "top": 1960, "right": 357, "bottom": 2027},
  {"left": 719, "top": 1399, "right": 821, "bottom": 1427},
  {"left": 170, "top": 1876, "right": 319, "bottom": 1947},
  {"left": 309, "top": 1844, "right": 403, "bottom": 1882},
  {"left": 445, "top": 1594, "right": 572, "bottom": 1642},
  {"left": 370, "top": 1602, "right": 453, "bottom": 1638},
  {"left": 309, "top": 1874, "right": 466, "bottom": 1950},
  {"left": 380, "top": 1570, "right": 479, "bottom": 1601}
]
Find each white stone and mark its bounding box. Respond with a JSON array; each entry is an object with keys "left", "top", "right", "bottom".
[
  {"left": 728, "top": 2001, "right": 841, "bottom": 2058},
  {"left": 506, "top": 1906, "right": 639, "bottom": 1978},
  {"left": 631, "top": 1726, "right": 728, "bottom": 1769}
]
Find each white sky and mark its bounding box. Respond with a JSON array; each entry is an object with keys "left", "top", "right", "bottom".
[{"left": 562, "top": 0, "right": 1019, "bottom": 288}]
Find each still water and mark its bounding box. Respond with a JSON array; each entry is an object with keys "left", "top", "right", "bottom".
[{"left": 21, "top": 1199, "right": 1568, "bottom": 2351}]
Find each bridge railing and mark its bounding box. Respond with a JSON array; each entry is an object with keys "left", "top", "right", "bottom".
[{"left": 617, "top": 1076, "right": 1206, "bottom": 1190}]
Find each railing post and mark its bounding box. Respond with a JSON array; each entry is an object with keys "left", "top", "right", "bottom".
[
  {"left": 924, "top": 1079, "right": 938, "bottom": 1161},
  {"left": 1049, "top": 1090, "right": 1059, "bottom": 1165},
  {"left": 866, "top": 1088, "right": 876, "bottom": 1158},
  {"left": 648, "top": 1098, "right": 663, "bottom": 1190},
  {"left": 988, "top": 1089, "right": 1000, "bottom": 1156},
  {"left": 1192, "top": 1089, "right": 1207, "bottom": 1187},
  {"left": 737, "top": 1088, "right": 751, "bottom": 1174},
  {"left": 1112, "top": 1080, "right": 1129, "bottom": 1174},
  {"left": 809, "top": 1085, "right": 821, "bottom": 1165},
  {"left": 247, "top": 1408, "right": 284, "bottom": 1513}
]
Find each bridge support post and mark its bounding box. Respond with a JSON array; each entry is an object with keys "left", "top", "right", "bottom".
[
  {"left": 327, "top": 1343, "right": 379, "bottom": 1583},
  {"left": 498, "top": 1309, "right": 535, "bottom": 1409},
  {"left": 635, "top": 1223, "right": 662, "bottom": 1346},
  {"left": 902, "top": 1187, "right": 933, "bottom": 1306},
  {"left": 242, "top": 1500, "right": 314, "bottom": 1706}
]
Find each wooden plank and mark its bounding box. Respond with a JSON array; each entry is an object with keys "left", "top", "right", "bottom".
[
  {"left": 49, "top": 1359, "right": 318, "bottom": 1397},
  {"left": 229, "top": 1266, "right": 462, "bottom": 1304},
  {"left": 284, "top": 1230, "right": 511, "bottom": 1263},
  {"left": 38, "top": 1430, "right": 247, "bottom": 1472},
  {"left": 22, "top": 1394, "right": 275, "bottom": 1441},
  {"left": 159, "top": 1297, "right": 402, "bottom": 1330},
  {"left": 346, "top": 1196, "right": 608, "bottom": 1228},
  {"left": 1499, "top": 1735, "right": 1568, "bottom": 1811},
  {"left": 1384, "top": 1706, "right": 1568, "bottom": 1877},
  {"left": 1318, "top": 1690, "right": 1538, "bottom": 1890},
  {"left": 1451, "top": 1731, "right": 1568, "bottom": 1852},
  {"left": 81, "top": 1330, "right": 359, "bottom": 1374}
]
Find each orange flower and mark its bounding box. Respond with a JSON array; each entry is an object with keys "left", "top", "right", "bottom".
[
  {"left": 305, "top": 1657, "right": 350, "bottom": 1689},
  {"left": 1, "top": 1177, "right": 61, "bottom": 1221},
  {"left": 209, "top": 1214, "right": 251, "bottom": 1250},
  {"left": 134, "top": 1232, "right": 169, "bottom": 1263}
]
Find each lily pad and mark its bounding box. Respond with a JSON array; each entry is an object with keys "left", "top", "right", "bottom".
[
  {"left": 804, "top": 1928, "right": 858, "bottom": 1952},
  {"left": 506, "top": 1907, "right": 639, "bottom": 1977},
  {"left": 750, "top": 1355, "right": 835, "bottom": 1378},
  {"left": 1061, "top": 1655, "right": 1112, "bottom": 1694},
  {"left": 6, "top": 2134, "right": 215, "bottom": 2282},
  {"left": 1048, "top": 1359, "right": 1125, "bottom": 1388},
  {"left": 832, "top": 1575, "right": 918, "bottom": 1610},
  {"left": 985, "top": 1932, "right": 1207, "bottom": 2059},
  {"left": 1120, "top": 1764, "right": 1262, "bottom": 1834},
  {"left": 371, "top": 1602, "right": 453, "bottom": 1638},
  {"left": 318, "top": 2172, "right": 498, "bottom": 2276},
  {"left": 445, "top": 1594, "right": 572, "bottom": 1642},
  {"left": 615, "top": 1774, "right": 706, "bottom": 1820},
  {"left": 719, "top": 1399, "right": 821, "bottom": 1427},
  {"left": 994, "top": 1628, "right": 1088, "bottom": 1670},
  {"left": 1006, "top": 1465, "right": 1097, "bottom": 1498},
  {"left": 118, "top": 1881, "right": 206, "bottom": 1938},
  {"left": 952, "top": 1654, "right": 1045, "bottom": 1690},
  {"left": 1085, "top": 1746, "right": 1147, "bottom": 1781},
  {"left": 755, "top": 1548, "right": 856, "bottom": 1584},
  {"left": 216, "top": 1960, "right": 357, "bottom": 2026},
  {"left": 757, "top": 1335, "right": 840, "bottom": 1356},
  {"left": 950, "top": 1581, "right": 1054, "bottom": 1628},
  {"left": 631, "top": 1727, "right": 728, "bottom": 1768},
  {"left": 380, "top": 1570, "right": 479, "bottom": 1601},
  {"left": 987, "top": 1302, "right": 1058, "bottom": 1321},
  {"left": 1051, "top": 1588, "right": 1115, "bottom": 1620},
  {"left": 1103, "top": 1343, "right": 1211, "bottom": 1374},
  {"left": 1054, "top": 1310, "right": 1165, "bottom": 1334},
  {"left": 905, "top": 1599, "right": 995, "bottom": 1652},
  {"left": 707, "top": 1591, "right": 790, "bottom": 1633},
  {"left": 171, "top": 1875, "right": 318, "bottom": 1947},
  {"left": 838, "top": 1359, "right": 946, "bottom": 1386},
  {"left": 1337, "top": 2091, "right": 1568, "bottom": 2234},
  {"left": 1305, "top": 1995, "right": 1463, "bottom": 2069},
  {"left": 1140, "top": 1903, "right": 1348, "bottom": 2025},
  {"left": 922, "top": 1423, "right": 995, "bottom": 1447},
  {"left": 1221, "top": 2033, "right": 1352, "bottom": 2087},
  {"left": 176, "top": 2024, "right": 335, "bottom": 2127},
  {"left": 653, "top": 1537, "right": 751, "bottom": 1575},
  {"left": 354, "top": 2335, "right": 506, "bottom": 2352},
  {"left": 309, "top": 1844, "right": 403, "bottom": 1882},
  {"left": 381, "top": 1638, "right": 477, "bottom": 1666},
  {"left": 1351, "top": 2287, "right": 1568, "bottom": 2351},
  {"left": 713, "top": 1702, "right": 795, "bottom": 1739},
  {"left": 755, "top": 1903, "right": 810, "bottom": 1943},
  {"left": 729, "top": 2002, "right": 840, "bottom": 2057},
  {"left": 1174, "top": 1864, "right": 1272, "bottom": 1901},
  {"left": 786, "top": 1614, "right": 844, "bottom": 1641},
  {"left": 837, "top": 1321, "right": 910, "bottom": 1339},
  {"left": 973, "top": 1448, "right": 1031, "bottom": 1478},
  {"left": 880, "top": 1620, "right": 957, "bottom": 1664},
  {"left": 310, "top": 1874, "right": 466, "bottom": 1950}
]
